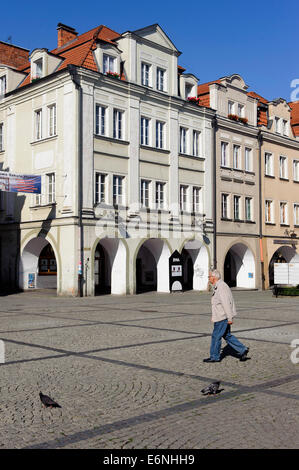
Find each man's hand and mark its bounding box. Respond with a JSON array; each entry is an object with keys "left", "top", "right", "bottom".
[{"left": 228, "top": 321, "right": 233, "bottom": 325}]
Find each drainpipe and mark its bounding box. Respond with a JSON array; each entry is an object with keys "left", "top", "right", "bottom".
[
  {"left": 258, "top": 130, "right": 265, "bottom": 290},
  {"left": 68, "top": 65, "right": 84, "bottom": 297},
  {"left": 212, "top": 115, "right": 217, "bottom": 269}
]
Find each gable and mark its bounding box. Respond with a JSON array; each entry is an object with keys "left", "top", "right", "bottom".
[{"left": 131, "top": 24, "right": 180, "bottom": 53}]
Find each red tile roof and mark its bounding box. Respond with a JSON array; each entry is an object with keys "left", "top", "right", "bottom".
[
  {"left": 289, "top": 101, "right": 299, "bottom": 137},
  {"left": 197, "top": 80, "right": 221, "bottom": 108},
  {"left": 16, "top": 24, "right": 121, "bottom": 88}
]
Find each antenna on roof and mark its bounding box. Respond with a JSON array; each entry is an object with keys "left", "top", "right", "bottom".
[{"left": 6, "top": 36, "right": 12, "bottom": 44}]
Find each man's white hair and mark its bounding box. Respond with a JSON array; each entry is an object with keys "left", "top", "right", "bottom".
[{"left": 210, "top": 269, "right": 221, "bottom": 279}]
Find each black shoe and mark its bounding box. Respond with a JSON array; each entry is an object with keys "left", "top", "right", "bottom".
[
  {"left": 203, "top": 358, "right": 220, "bottom": 363},
  {"left": 240, "top": 348, "right": 249, "bottom": 361}
]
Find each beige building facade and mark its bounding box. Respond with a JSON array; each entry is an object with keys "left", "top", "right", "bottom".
[
  {"left": 259, "top": 99, "right": 299, "bottom": 288},
  {"left": 198, "top": 74, "right": 261, "bottom": 289}
]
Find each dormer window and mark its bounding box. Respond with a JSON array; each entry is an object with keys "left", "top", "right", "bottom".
[
  {"left": 103, "top": 54, "right": 116, "bottom": 74},
  {"left": 156, "top": 67, "right": 166, "bottom": 92},
  {"left": 185, "top": 84, "right": 193, "bottom": 99},
  {"left": 237, "top": 104, "right": 244, "bottom": 117},
  {"left": 275, "top": 117, "right": 280, "bottom": 134},
  {"left": 282, "top": 119, "right": 288, "bottom": 136},
  {"left": 0, "top": 75, "right": 6, "bottom": 95},
  {"left": 34, "top": 58, "right": 43, "bottom": 79},
  {"left": 141, "top": 62, "right": 151, "bottom": 87}
]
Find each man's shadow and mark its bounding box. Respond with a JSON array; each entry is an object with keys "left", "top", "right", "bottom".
[{"left": 220, "top": 345, "right": 251, "bottom": 361}]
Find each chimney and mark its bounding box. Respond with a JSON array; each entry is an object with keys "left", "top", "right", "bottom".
[{"left": 57, "top": 23, "right": 78, "bottom": 48}]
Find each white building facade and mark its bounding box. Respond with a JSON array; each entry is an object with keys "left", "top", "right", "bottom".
[{"left": 0, "top": 23, "right": 215, "bottom": 296}]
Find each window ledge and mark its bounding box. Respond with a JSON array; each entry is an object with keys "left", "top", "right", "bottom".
[
  {"left": 30, "top": 135, "right": 58, "bottom": 145},
  {"left": 221, "top": 217, "right": 233, "bottom": 222},
  {"left": 179, "top": 153, "right": 205, "bottom": 161},
  {"left": 279, "top": 177, "right": 289, "bottom": 181},
  {"left": 265, "top": 222, "right": 276, "bottom": 225},
  {"left": 94, "top": 134, "right": 129, "bottom": 145},
  {"left": 265, "top": 174, "right": 275, "bottom": 178},
  {"left": 30, "top": 202, "right": 56, "bottom": 210},
  {"left": 140, "top": 145, "right": 170, "bottom": 154},
  {"left": 280, "top": 224, "right": 290, "bottom": 227},
  {"left": 245, "top": 220, "right": 256, "bottom": 224}
]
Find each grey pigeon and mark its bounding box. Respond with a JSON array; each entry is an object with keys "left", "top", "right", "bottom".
[
  {"left": 39, "top": 392, "right": 61, "bottom": 408},
  {"left": 201, "top": 381, "right": 221, "bottom": 395}
]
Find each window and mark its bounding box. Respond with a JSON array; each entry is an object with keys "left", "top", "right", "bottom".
[
  {"left": 275, "top": 117, "right": 280, "bottom": 134},
  {"left": 294, "top": 204, "right": 299, "bottom": 226},
  {"left": 156, "top": 182, "right": 165, "bottom": 210},
  {"left": 180, "top": 127, "right": 188, "bottom": 154},
  {"left": 237, "top": 104, "right": 244, "bottom": 117},
  {"left": 0, "top": 76, "right": 6, "bottom": 95},
  {"left": 279, "top": 156, "right": 288, "bottom": 179},
  {"left": 280, "top": 202, "right": 288, "bottom": 225},
  {"left": 0, "top": 123, "right": 3, "bottom": 151},
  {"left": 95, "top": 173, "right": 106, "bottom": 204},
  {"left": 282, "top": 120, "right": 288, "bottom": 136},
  {"left": 103, "top": 54, "right": 115, "bottom": 74},
  {"left": 156, "top": 121, "right": 164, "bottom": 149},
  {"left": 141, "top": 117, "right": 150, "bottom": 146},
  {"left": 185, "top": 84, "right": 193, "bottom": 99},
  {"left": 228, "top": 101, "right": 234, "bottom": 115},
  {"left": 113, "top": 175, "right": 124, "bottom": 205},
  {"left": 48, "top": 104, "right": 56, "bottom": 137},
  {"left": 113, "top": 109, "right": 123, "bottom": 140},
  {"left": 141, "top": 63, "right": 150, "bottom": 86},
  {"left": 234, "top": 195, "right": 241, "bottom": 220},
  {"left": 140, "top": 180, "right": 150, "bottom": 208},
  {"left": 265, "top": 200, "right": 274, "bottom": 223},
  {"left": 265, "top": 152, "right": 274, "bottom": 176},
  {"left": 96, "top": 105, "right": 106, "bottom": 136},
  {"left": 245, "top": 148, "right": 252, "bottom": 172},
  {"left": 193, "top": 187, "right": 201, "bottom": 213},
  {"left": 180, "top": 185, "right": 188, "bottom": 211},
  {"left": 192, "top": 130, "right": 201, "bottom": 157},
  {"left": 34, "top": 59, "right": 43, "bottom": 79},
  {"left": 221, "top": 194, "right": 229, "bottom": 219},
  {"left": 245, "top": 197, "right": 252, "bottom": 221},
  {"left": 294, "top": 160, "right": 299, "bottom": 181},
  {"left": 221, "top": 142, "right": 229, "bottom": 167},
  {"left": 35, "top": 109, "right": 42, "bottom": 140},
  {"left": 233, "top": 145, "right": 241, "bottom": 169},
  {"left": 47, "top": 173, "right": 55, "bottom": 204},
  {"left": 156, "top": 67, "right": 165, "bottom": 92}
]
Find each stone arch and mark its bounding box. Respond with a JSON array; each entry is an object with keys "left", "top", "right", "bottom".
[
  {"left": 92, "top": 237, "right": 128, "bottom": 295},
  {"left": 268, "top": 245, "right": 299, "bottom": 286},
  {"left": 134, "top": 238, "right": 172, "bottom": 293},
  {"left": 223, "top": 242, "right": 256, "bottom": 288},
  {"left": 179, "top": 238, "right": 210, "bottom": 291},
  {"left": 19, "top": 234, "right": 59, "bottom": 291}
]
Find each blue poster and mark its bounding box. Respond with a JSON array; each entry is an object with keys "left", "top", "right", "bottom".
[{"left": 0, "top": 171, "right": 41, "bottom": 193}]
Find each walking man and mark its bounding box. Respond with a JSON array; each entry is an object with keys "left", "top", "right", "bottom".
[{"left": 203, "top": 270, "right": 249, "bottom": 363}]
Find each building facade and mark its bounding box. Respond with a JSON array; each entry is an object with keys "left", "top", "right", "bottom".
[
  {"left": 197, "top": 74, "right": 261, "bottom": 289},
  {"left": 0, "top": 23, "right": 215, "bottom": 296}
]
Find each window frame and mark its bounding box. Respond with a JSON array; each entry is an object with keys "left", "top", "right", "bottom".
[{"left": 95, "top": 172, "right": 106, "bottom": 204}]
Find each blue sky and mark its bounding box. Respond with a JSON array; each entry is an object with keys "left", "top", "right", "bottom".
[{"left": 2, "top": 0, "right": 298, "bottom": 101}]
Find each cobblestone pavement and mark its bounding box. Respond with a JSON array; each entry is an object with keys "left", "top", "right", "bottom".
[{"left": 0, "top": 289, "right": 298, "bottom": 449}]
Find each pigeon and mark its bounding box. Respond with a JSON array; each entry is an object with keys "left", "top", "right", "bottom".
[
  {"left": 39, "top": 392, "right": 61, "bottom": 408},
  {"left": 201, "top": 381, "right": 221, "bottom": 395}
]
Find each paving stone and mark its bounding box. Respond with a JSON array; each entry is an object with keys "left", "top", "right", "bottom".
[{"left": 0, "top": 289, "right": 298, "bottom": 449}]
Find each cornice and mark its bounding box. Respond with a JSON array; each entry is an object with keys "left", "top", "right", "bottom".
[{"left": 260, "top": 129, "right": 299, "bottom": 149}]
